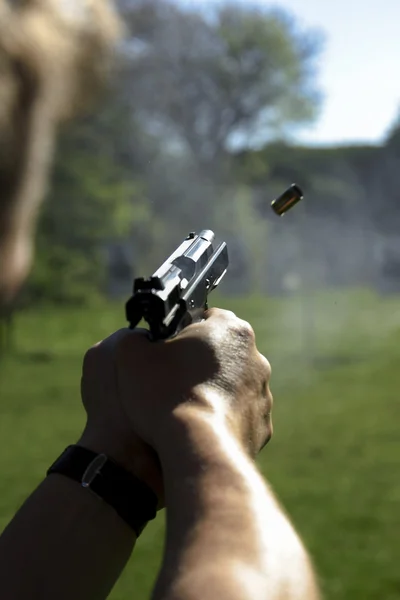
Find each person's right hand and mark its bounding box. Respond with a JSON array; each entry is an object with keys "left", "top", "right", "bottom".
[
  {"left": 79, "top": 308, "right": 272, "bottom": 506},
  {"left": 115, "top": 308, "right": 273, "bottom": 459}
]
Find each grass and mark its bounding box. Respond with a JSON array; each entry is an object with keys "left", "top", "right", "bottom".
[{"left": 1, "top": 288, "right": 400, "bottom": 599}]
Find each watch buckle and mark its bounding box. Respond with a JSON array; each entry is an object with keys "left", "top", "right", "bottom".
[{"left": 81, "top": 453, "right": 107, "bottom": 488}]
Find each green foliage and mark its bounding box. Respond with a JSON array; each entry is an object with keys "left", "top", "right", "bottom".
[
  {"left": 28, "top": 107, "right": 148, "bottom": 304},
  {"left": 121, "top": 0, "right": 322, "bottom": 164},
  {"left": 216, "top": 4, "right": 321, "bottom": 137},
  {"left": 23, "top": 0, "right": 327, "bottom": 304}
]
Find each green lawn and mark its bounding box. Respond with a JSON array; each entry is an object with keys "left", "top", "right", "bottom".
[{"left": 1, "top": 289, "right": 400, "bottom": 599}]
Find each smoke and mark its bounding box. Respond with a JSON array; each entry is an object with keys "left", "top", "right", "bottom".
[{"left": 250, "top": 199, "right": 400, "bottom": 387}]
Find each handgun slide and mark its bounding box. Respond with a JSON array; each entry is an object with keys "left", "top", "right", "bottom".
[{"left": 126, "top": 230, "right": 229, "bottom": 340}]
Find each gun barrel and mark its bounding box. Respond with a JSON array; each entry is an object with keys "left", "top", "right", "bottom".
[{"left": 197, "top": 230, "right": 214, "bottom": 243}]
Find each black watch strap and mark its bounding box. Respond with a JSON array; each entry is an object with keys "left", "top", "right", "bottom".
[{"left": 47, "top": 445, "right": 158, "bottom": 537}]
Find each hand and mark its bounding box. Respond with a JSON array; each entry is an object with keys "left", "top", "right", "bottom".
[
  {"left": 79, "top": 308, "right": 273, "bottom": 504},
  {"left": 78, "top": 328, "right": 165, "bottom": 506}
]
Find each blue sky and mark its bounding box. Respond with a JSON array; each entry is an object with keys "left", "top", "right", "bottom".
[{"left": 187, "top": 0, "right": 400, "bottom": 146}]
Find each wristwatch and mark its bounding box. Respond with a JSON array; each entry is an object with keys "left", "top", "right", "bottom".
[{"left": 47, "top": 445, "right": 158, "bottom": 537}]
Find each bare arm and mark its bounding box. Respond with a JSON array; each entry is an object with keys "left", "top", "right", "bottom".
[
  {"left": 152, "top": 409, "right": 320, "bottom": 600},
  {"left": 0, "top": 473, "right": 136, "bottom": 600},
  {"left": 0, "top": 311, "right": 320, "bottom": 600},
  {"left": 0, "top": 0, "right": 120, "bottom": 302},
  {"left": 0, "top": 327, "right": 164, "bottom": 600}
]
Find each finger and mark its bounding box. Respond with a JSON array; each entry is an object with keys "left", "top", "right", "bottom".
[
  {"left": 173, "top": 308, "right": 231, "bottom": 339},
  {"left": 177, "top": 308, "right": 239, "bottom": 342},
  {"left": 258, "top": 352, "right": 272, "bottom": 380},
  {"left": 203, "top": 307, "right": 237, "bottom": 322},
  {"left": 260, "top": 416, "right": 273, "bottom": 450}
]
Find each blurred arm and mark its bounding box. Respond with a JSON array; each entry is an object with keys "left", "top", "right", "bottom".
[
  {"left": 0, "top": 473, "right": 136, "bottom": 600},
  {"left": 0, "top": 0, "right": 120, "bottom": 301},
  {"left": 152, "top": 410, "right": 320, "bottom": 600}
]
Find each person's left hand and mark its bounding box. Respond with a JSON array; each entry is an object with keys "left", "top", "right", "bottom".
[{"left": 78, "top": 329, "right": 165, "bottom": 508}]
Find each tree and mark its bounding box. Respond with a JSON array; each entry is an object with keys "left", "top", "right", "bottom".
[
  {"left": 27, "top": 99, "right": 150, "bottom": 304},
  {"left": 118, "top": 0, "right": 322, "bottom": 168},
  {"left": 24, "top": 0, "right": 324, "bottom": 304}
]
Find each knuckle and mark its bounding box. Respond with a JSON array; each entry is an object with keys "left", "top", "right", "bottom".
[
  {"left": 205, "top": 306, "right": 219, "bottom": 317},
  {"left": 216, "top": 308, "right": 238, "bottom": 322},
  {"left": 234, "top": 318, "right": 256, "bottom": 343},
  {"left": 203, "top": 306, "right": 217, "bottom": 319},
  {"left": 206, "top": 307, "right": 236, "bottom": 320},
  {"left": 223, "top": 309, "right": 238, "bottom": 321}
]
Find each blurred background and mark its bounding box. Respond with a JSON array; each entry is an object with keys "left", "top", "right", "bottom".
[{"left": 1, "top": 0, "right": 400, "bottom": 598}]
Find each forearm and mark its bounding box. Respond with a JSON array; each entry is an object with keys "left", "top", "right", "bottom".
[
  {"left": 153, "top": 410, "right": 319, "bottom": 600},
  {"left": 0, "top": 473, "right": 136, "bottom": 600}
]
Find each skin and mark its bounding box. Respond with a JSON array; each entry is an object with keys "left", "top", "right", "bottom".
[
  {"left": 81, "top": 312, "right": 320, "bottom": 600},
  {"left": 0, "top": 312, "right": 320, "bottom": 599},
  {"left": 0, "top": 1, "right": 321, "bottom": 599},
  {"left": 0, "top": 0, "right": 120, "bottom": 304},
  {"left": 154, "top": 413, "right": 319, "bottom": 600}
]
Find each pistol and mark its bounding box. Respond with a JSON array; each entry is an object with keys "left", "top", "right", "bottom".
[
  {"left": 125, "top": 184, "right": 303, "bottom": 340},
  {"left": 125, "top": 230, "right": 228, "bottom": 340}
]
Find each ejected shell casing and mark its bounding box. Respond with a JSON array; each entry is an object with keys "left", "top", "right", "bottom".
[{"left": 271, "top": 184, "right": 303, "bottom": 216}]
